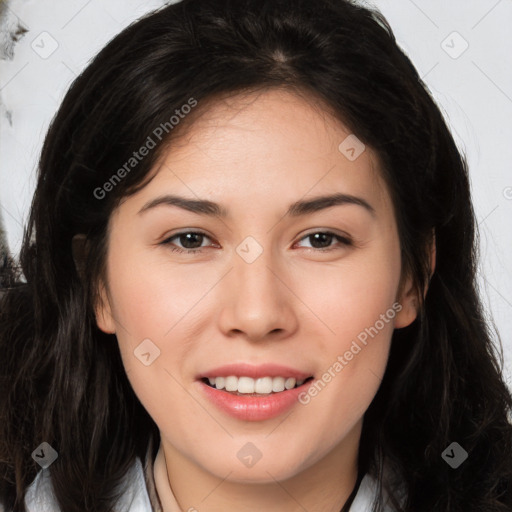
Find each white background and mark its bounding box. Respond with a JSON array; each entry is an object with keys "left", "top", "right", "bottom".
[{"left": 1, "top": 0, "right": 511, "bottom": 387}]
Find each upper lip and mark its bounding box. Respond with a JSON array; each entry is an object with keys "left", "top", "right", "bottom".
[{"left": 197, "top": 363, "right": 313, "bottom": 380}]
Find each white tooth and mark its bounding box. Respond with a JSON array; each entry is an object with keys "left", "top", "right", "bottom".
[
  {"left": 254, "top": 377, "right": 273, "bottom": 394},
  {"left": 225, "top": 375, "right": 238, "bottom": 392},
  {"left": 212, "top": 375, "right": 302, "bottom": 393},
  {"left": 284, "top": 377, "right": 296, "bottom": 390},
  {"left": 272, "top": 376, "right": 285, "bottom": 392},
  {"left": 238, "top": 376, "right": 255, "bottom": 393}
]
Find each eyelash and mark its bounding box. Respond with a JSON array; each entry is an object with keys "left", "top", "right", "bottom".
[{"left": 160, "top": 230, "right": 353, "bottom": 254}]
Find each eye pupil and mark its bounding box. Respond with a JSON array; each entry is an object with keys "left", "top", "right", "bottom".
[
  {"left": 180, "top": 233, "right": 203, "bottom": 249},
  {"left": 309, "top": 233, "right": 333, "bottom": 248}
]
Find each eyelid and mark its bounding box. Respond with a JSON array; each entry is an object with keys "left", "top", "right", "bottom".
[
  {"left": 293, "top": 231, "right": 353, "bottom": 251},
  {"left": 297, "top": 228, "right": 353, "bottom": 244},
  {"left": 159, "top": 229, "right": 214, "bottom": 249},
  {"left": 160, "top": 228, "right": 210, "bottom": 240}
]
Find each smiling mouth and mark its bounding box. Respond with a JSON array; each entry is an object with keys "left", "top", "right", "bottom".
[{"left": 201, "top": 376, "right": 314, "bottom": 396}]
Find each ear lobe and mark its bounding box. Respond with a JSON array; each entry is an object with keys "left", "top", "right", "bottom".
[
  {"left": 394, "top": 274, "right": 419, "bottom": 329},
  {"left": 94, "top": 281, "right": 116, "bottom": 334},
  {"left": 395, "top": 230, "right": 436, "bottom": 329},
  {"left": 72, "top": 234, "right": 116, "bottom": 334}
]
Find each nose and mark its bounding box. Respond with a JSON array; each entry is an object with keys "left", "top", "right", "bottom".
[{"left": 217, "top": 243, "right": 299, "bottom": 343}]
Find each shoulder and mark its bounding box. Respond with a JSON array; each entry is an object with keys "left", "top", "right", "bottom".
[{"left": 22, "top": 457, "right": 152, "bottom": 512}]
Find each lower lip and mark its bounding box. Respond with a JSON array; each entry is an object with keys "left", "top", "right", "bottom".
[{"left": 198, "top": 379, "right": 313, "bottom": 421}]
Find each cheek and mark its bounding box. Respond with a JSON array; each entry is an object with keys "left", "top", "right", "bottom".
[
  {"left": 106, "top": 246, "right": 209, "bottom": 341},
  {"left": 291, "top": 241, "right": 400, "bottom": 440},
  {"left": 104, "top": 247, "right": 217, "bottom": 422},
  {"left": 296, "top": 237, "right": 401, "bottom": 354}
]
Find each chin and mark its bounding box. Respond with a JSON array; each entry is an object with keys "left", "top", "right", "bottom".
[
  {"left": 198, "top": 450, "right": 312, "bottom": 484},
  {"left": 219, "top": 464, "right": 302, "bottom": 484}
]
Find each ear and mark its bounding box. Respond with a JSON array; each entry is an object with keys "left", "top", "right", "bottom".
[
  {"left": 72, "top": 233, "right": 116, "bottom": 334},
  {"left": 395, "top": 230, "right": 436, "bottom": 329},
  {"left": 94, "top": 280, "right": 116, "bottom": 334}
]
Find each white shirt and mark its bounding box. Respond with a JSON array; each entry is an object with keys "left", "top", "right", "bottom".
[{"left": 17, "top": 443, "right": 397, "bottom": 512}]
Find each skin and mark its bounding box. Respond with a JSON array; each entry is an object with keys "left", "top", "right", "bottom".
[{"left": 95, "top": 88, "right": 423, "bottom": 512}]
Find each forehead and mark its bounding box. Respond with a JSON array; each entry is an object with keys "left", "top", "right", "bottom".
[
  {"left": 165, "top": 88, "right": 367, "bottom": 168},
  {"left": 122, "top": 88, "right": 392, "bottom": 218}
]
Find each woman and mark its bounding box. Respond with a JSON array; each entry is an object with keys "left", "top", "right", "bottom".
[{"left": 1, "top": 0, "right": 511, "bottom": 511}]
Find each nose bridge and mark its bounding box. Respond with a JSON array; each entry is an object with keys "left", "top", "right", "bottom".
[
  {"left": 234, "top": 235, "right": 281, "bottom": 306},
  {"left": 241, "top": 251, "right": 273, "bottom": 285},
  {"left": 219, "top": 235, "right": 294, "bottom": 339}
]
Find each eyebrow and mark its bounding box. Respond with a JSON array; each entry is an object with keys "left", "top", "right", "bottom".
[{"left": 138, "top": 192, "right": 376, "bottom": 218}]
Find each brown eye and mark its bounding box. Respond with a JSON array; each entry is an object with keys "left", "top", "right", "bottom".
[
  {"left": 296, "top": 231, "right": 352, "bottom": 251},
  {"left": 160, "top": 231, "right": 213, "bottom": 253}
]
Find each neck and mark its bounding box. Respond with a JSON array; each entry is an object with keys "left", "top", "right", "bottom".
[{"left": 160, "top": 421, "right": 362, "bottom": 512}]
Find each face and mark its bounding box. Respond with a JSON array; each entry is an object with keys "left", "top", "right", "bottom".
[{"left": 95, "top": 88, "right": 418, "bottom": 484}]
